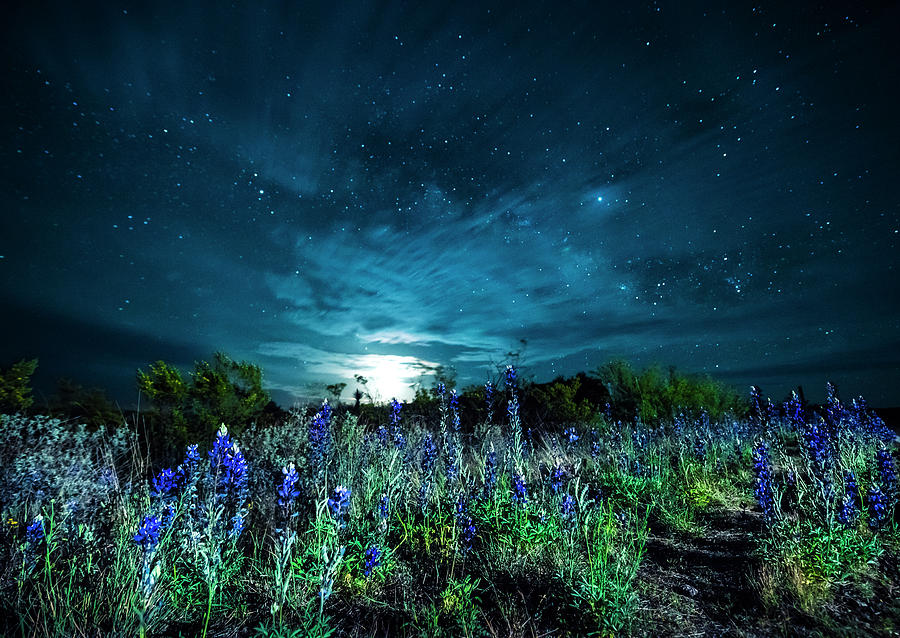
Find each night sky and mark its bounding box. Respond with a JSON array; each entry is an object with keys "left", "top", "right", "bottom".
[{"left": 2, "top": 1, "right": 899, "bottom": 408}]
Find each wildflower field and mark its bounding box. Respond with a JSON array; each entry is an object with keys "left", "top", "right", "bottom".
[{"left": 1, "top": 367, "right": 899, "bottom": 637}]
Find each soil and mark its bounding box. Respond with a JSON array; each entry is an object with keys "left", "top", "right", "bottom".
[{"left": 634, "top": 506, "right": 900, "bottom": 637}]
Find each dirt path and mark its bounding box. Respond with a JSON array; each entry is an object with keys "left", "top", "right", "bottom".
[{"left": 635, "top": 506, "right": 778, "bottom": 637}]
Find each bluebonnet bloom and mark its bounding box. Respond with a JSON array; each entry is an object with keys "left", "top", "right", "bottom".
[
  {"left": 224, "top": 442, "right": 248, "bottom": 493},
  {"left": 277, "top": 462, "right": 300, "bottom": 511},
  {"left": 328, "top": 485, "right": 351, "bottom": 528},
  {"left": 604, "top": 402, "right": 612, "bottom": 420},
  {"left": 152, "top": 467, "right": 178, "bottom": 497},
  {"left": 786, "top": 391, "right": 804, "bottom": 432},
  {"left": 388, "top": 399, "right": 405, "bottom": 450},
  {"left": 590, "top": 430, "right": 601, "bottom": 460},
  {"left": 177, "top": 443, "right": 201, "bottom": 484},
  {"left": 483, "top": 451, "right": 498, "bottom": 496},
  {"left": 560, "top": 494, "right": 576, "bottom": 520},
  {"left": 485, "top": 381, "right": 494, "bottom": 424},
  {"left": 445, "top": 435, "right": 458, "bottom": 485},
  {"left": 421, "top": 434, "right": 438, "bottom": 476},
  {"left": 23, "top": 515, "right": 44, "bottom": 573},
  {"left": 549, "top": 464, "right": 566, "bottom": 493},
  {"left": 460, "top": 516, "right": 476, "bottom": 552},
  {"left": 364, "top": 545, "right": 381, "bottom": 577},
  {"left": 389, "top": 398, "right": 402, "bottom": 429},
  {"left": 867, "top": 485, "right": 888, "bottom": 529},
  {"left": 876, "top": 448, "right": 897, "bottom": 492},
  {"left": 378, "top": 493, "right": 390, "bottom": 520},
  {"left": 511, "top": 472, "right": 527, "bottom": 506},
  {"left": 838, "top": 471, "right": 860, "bottom": 527},
  {"left": 209, "top": 425, "right": 234, "bottom": 476},
  {"left": 505, "top": 366, "right": 517, "bottom": 390},
  {"left": 449, "top": 390, "right": 461, "bottom": 432},
  {"left": 752, "top": 442, "right": 777, "bottom": 524},
  {"left": 564, "top": 427, "right": 579, "bottom": 448},
  {"left": 309, "top": 401, "right": 333, "bottom": 478},
  {"left": 134, "top": 515, "right": 162, "bottom": 551}
]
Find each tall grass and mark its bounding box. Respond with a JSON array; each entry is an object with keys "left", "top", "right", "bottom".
[{"left": 1, "top": 377, "right": 897, "bottom": 636}]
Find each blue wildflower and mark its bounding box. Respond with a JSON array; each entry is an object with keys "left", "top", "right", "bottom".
[
  {"left": 549, "top": 464, "right": 566, "bottom": 493},
  {"left": 364, "top": 545, "right": 381, "bottom": 577},
  {"left": 876, "top": 448, "right": 897, "bottom": 492},
  {"left": 152, "top": 467, "right": 178, "bottom": 497},
  {"left": 564, "top": 427, "right": 579, "bottom": 448},
  {"left": 511, "top": 472, "right": 527, "bottom": 506},
  {"left": 23, "top": 515, "right": 44, "bottom": 573},
  {"left": 867, "top": 485, "right": 888, "bottom": 529},
  {"left": 484, "top": 451, "right": 498, "bottom": 496},
  {"left": 421, "top": 434, "right": 438, "bottom": 476},
  {"left": 378, "top": 493, "right": 390, "bottom": 520},
  {"left": 505, "top": 366, "right": 517, "bottom": 390},
  {"left": 838, "top": 470, "right": 860, "bottom": 527},
  {"left": 328, "top": 485, "right": 351, "bottom": 528},
  {"left": 309, "top": 401, "right": 332, "bottom": 479},
  {"left": 134, "top": 515, "right": 162, "bottom": 551},
  {"left": 449, "top": 390, "right": 461, "bottom": 432},
  {"left": 560, "top": 494, "right": 576, "bottom": 520},
  {"left": 752, "top": 442, "right": 777, "bottom": 524},
  {"left": 209, "top": 425, "right": 233, "bottom": 468},
  {"left": 277, "top": 462, "right": 300, "bottom": 510},
  {"left": 485, "top": 381, "right": 494, "bottom": 424},
  {"left": 224, "top": 442, "right": 248, "bottom": 491}
]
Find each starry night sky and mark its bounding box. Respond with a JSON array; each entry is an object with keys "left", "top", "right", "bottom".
[{"left": 2, "top": 1, "right": 899, "bottom": 407}]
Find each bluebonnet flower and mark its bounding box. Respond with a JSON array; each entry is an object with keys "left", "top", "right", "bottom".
[
  {"left": 364, "top": 545, "right": 381, "bottom": 577},
  {"left": 752, "top": 442, "right": 777, "bottom": 524},
  {"left": 376, "top": 425, "right": 389, "bottom": 447},
  {"left": 224, "top": 442, "right": 248, "bottom": 493},
  {"left": 309, "top": 401, "right": 333, "bottom": 479},
  {"left": 876, "top": 448, "right": 897, "bottom": 492},
  {"left": 134, "top": 515, "right": 162, "bottom": 551},
  {"left": 824, "top": 382, "right": 843, "bottom": 430},
  {"left": 421, "top": 434, "right": 438, "bottom": 476},
  {"left": 378, "top": 493, "right": 390, "bottom": 520},
  {"left": 564, "top": 427, "right": 579, "bottom": 448},
  {"left": 209, "top": 425, "right": 233, "bottom": 468},
  {"left": 590, "top": 430, "right": 601, "bottom": 460},
  {"left": 838, "top": 471, "right": 860, "bottom": 527},
  {"left": 801, "top": 417, "right": 834, "bottom": 501},
  {"left": 445, "top": 435, "right": 458, "bottom": 485},
  {"left": 23, "top": 515, "right": 44, "bottom": 573},
  {"left": 485, "top": 381, "right": 494, "bottom": 424},
  {"left": 449, "top": 390, "right": 461, "bottom": 432},
  {"left": 229, "top": 510, "right": 246, "bottom": 539},
  {"left": 511, "top": 472, "right": 527, "bottom": 506},
  {"left": 604, "top": 402, "right": 612, "bottom": 420},
  {"left": 560, "top": 494, "right": 576, "bottom": 520},
  {"left": 693, "top": 436, "right": 707, "bottom": 462},
  {"left": 867, "top": 485, "right": 888, "bottom": 529},
  {"left": 389, "top": 398, "right": 402, "bottom": 429},
  {"left": 152, "top": 467, "right": 178, "bottom": 497},
  {"left": 277, "top": 462, "right": 300, "bottom": 511},
  {"left": 484, "top": 451, "right": 498, "bottom": 496},
  {"left": 177, "top": 443, "right": 201, "bottom": 484},
  {"left": 786, "top": 391, "right": 804, "bottom": 432},
  {"left": 460, "top": 516, "right": 476, "bottom": 552},
  {"left": 505, "top": 366, "right": 517, "bottom": 390},
  {"left": 328, "top": 485, "right": 351, "bottom": 528},
  {"left": 549, "top": 464, "right": 566, "bottom": 493}
]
